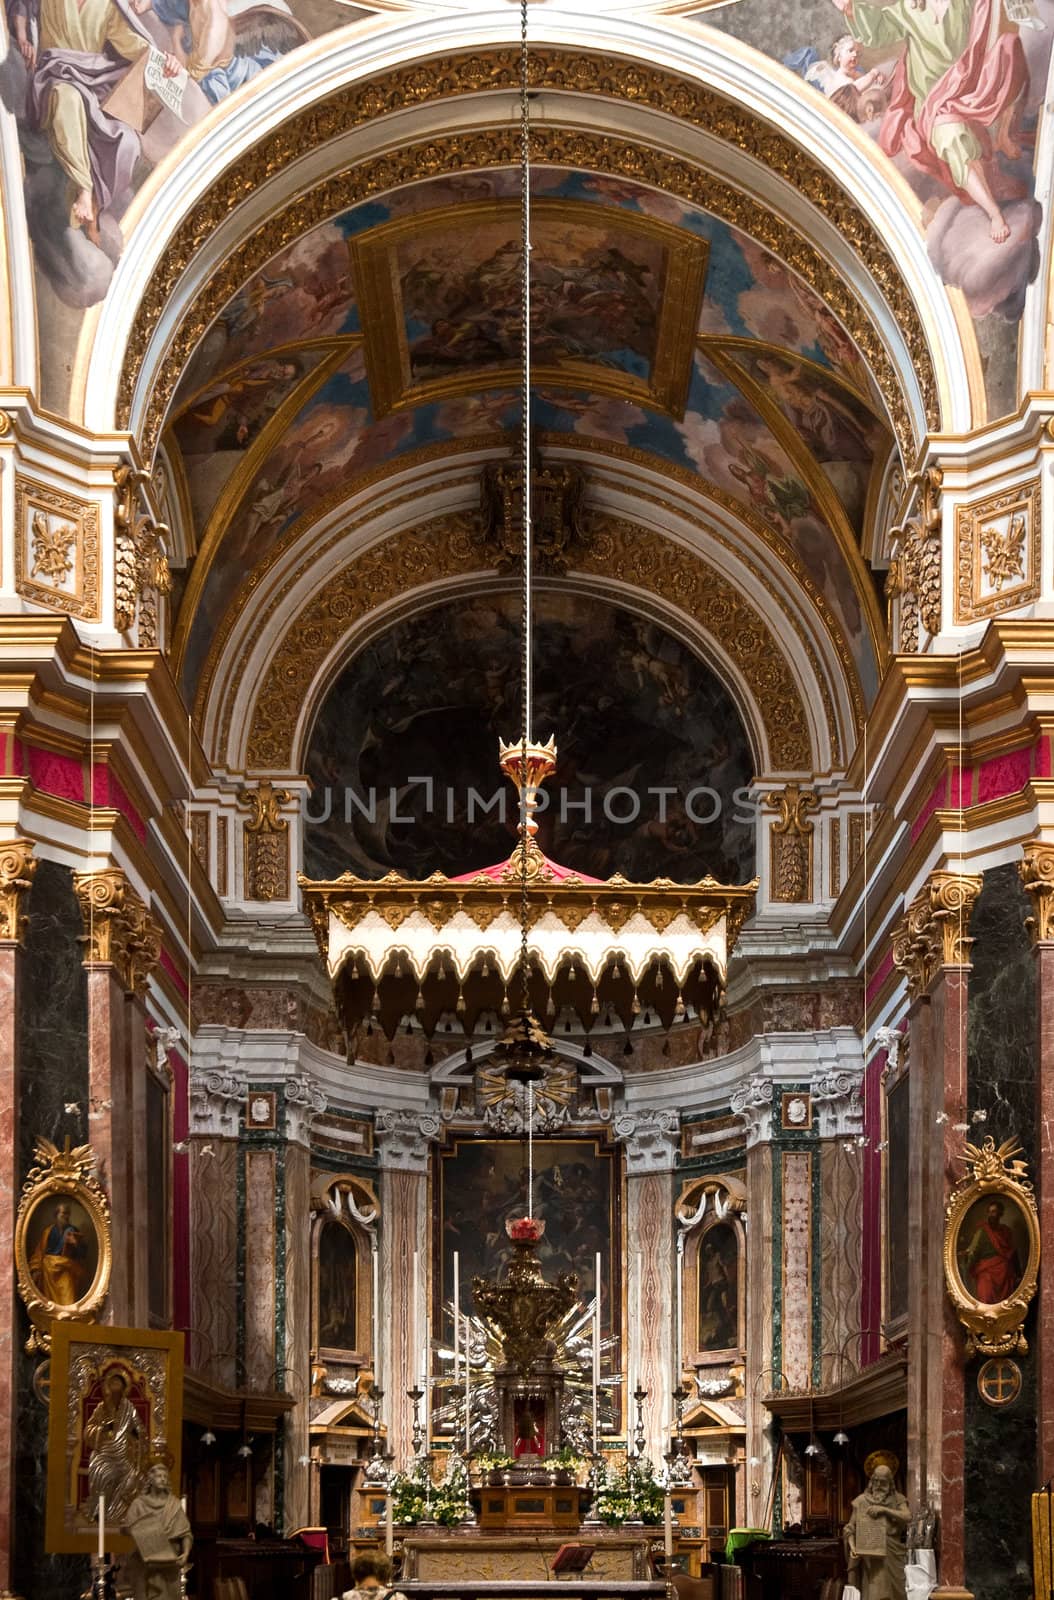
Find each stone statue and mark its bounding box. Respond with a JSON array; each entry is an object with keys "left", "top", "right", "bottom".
[
  {"left": 844, "top": 1463, "right": 911, "bottom": 1600},
  {"left": 121, "top": 1463, "right": 192, "bottom": 1600}
]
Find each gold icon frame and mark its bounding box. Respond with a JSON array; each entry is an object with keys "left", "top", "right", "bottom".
[
  {"left": 14, "top": 1139, "right": 112, "bottom": 1354},
  {"left": 942, "top": 1137, "right": 1040, "bottom": 1359}
]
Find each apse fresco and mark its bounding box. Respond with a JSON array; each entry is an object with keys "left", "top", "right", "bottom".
[
  {"left": 173, "top": 170, "right": 888, "bottom": 707},
  {"left": 703, "top": 0, "right": 1054, "bottom": 404},
  {"left": 302, "top": 590, "right": 758, "bottom": 885}
]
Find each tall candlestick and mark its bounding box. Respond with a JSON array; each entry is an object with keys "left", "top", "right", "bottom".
[
  {"left": 635, "top": 1250, "right": 643, "bottom": 1427},
  {"left": 453, "top": 1251, "right": 460, "bottom": 1382},
  {"left": 385, "top": 1490, "right": 394, "bottom": 1556},
  {"left": 97, "top": 1494, "right": 105, "bottom": 1561},
  {"left": 664, "top": 1488, "right": 674, "bottom": 1563}
]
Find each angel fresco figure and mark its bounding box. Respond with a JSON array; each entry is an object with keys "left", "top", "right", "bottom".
[
  {"left": 829, "top": 0, "right": 1030, "bottom": 243},
  {"left": 128, "top": 0, "right": 307, "bottom": 103},
  {"left": 6, "top": 0, "right": 181, "bottom": 241}
]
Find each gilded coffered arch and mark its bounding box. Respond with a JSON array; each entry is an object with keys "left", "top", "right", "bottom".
[{"left": 77, "top": 27, "right": 974, "bottom": 451}]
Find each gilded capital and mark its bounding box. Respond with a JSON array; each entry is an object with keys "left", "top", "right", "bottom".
[
  {"left": 73, "top": 868, "right": 162, "bottom": 993},
  {"left": 892, "top": 870, "right": 982, "bottom": 1001},
  {"left": 0, "top": 838, "right": 38, "bottom": 944},
  {"left": 1019, "top": 840, "right": 1054, "bottom": 945}
]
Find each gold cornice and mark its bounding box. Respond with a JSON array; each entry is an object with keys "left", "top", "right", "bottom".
[
  {"left": 0, "top": 837, "right": 37, "bottom": 945},
  {"left": 117, "top": 54, "right": 929, "bottom": 459},
  {"left": 1020, "top": 839, "right": 1054, "bottom": 945},
  {"left": 169, "top": 341, "right": 356, "bottom": 671},
  {"left": 240, "top": 508, "right": 815, "bottom": 774}
]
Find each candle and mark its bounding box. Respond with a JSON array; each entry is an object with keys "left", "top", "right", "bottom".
[
  {"left": 372, "top": 1242, "right": 381, "bottom": 1387},
  {"left": 635, "top": 1249, "right": 643, "bottom": 1407},
  {"left": 385, "top": 1491, "right": 394, "bottom": 1556},
  {"left": 664, "top": 1488, "right": 674, "bottom": 1563},
  {"left": 464, "top": 1320, "right": 471, "bottom": 1452},
  {"left": 412, "top": 1249, "right": 419, "bottom": 1393},
  {"left": 97, "top": 1493, "right": 105, "bottom": 1561},
  {"left": 453, "top": 1251, "right": 460, "bottom": 1382},
  {"left": 593, "top": 1252, "right": 601, "bottom": 1452}
]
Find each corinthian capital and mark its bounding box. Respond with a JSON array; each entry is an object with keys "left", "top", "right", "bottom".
[
  {"left": 731, "top": 1074, "right": 774, "bottom": 1148},
  {"left": 1019, "top": 840, "right": 1054, "bottom": 945},
  {"left": 613, "top": 1109, "right": 679, "bottom": 1174},
  {"left": 73, "top": 867, "right": 162, "bottom": 994},
  {"left": 891, "top": 870, "right": 982, "bottom": 1001},
  {"left": 376, "top": 1109, "right": 441, "bottom": 1172},
  {"left": 0, "top": 838, "right": 37, "bottom": 944}
]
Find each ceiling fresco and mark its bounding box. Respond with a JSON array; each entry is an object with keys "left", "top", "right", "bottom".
[
  {"left": 302, "top": 589, "right": 758, "bottom": 886},
  {"left": 167, "top": 168, "right": 892, "bottom": 709}
]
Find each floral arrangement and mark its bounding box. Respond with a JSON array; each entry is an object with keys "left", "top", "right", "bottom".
[
  {"left": 507, "top": 1216, "right": 544, "bottom": 1243},
  {"left": 592, "top": 1456, "right": 665, "bottom": 1526},
  {"left": 390, "top": 1457, "right": 471, "bottom": 1527}
]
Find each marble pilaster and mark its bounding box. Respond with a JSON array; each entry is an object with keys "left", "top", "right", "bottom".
[
  {"left": 0, "top": 839, "right": 34, "bottom": 1600},
  {"left": 188, "top": 1070, "right": 243, "bottom": 1387},
  {"left": 283, "top": 1141, "right": 312, "bottom": 1533},
  {"left": 733, "top": 1084, "right": 775, "bottom": 1524},
  {"left": 892, "top": 871, "right": 981, "bottom": 1597},
  {"left": 1020, "top": 843, "right": 1054, "bottom": 1486},
  {"left": 377, "top": 1113, "right": 437, "bottom": 1465}
]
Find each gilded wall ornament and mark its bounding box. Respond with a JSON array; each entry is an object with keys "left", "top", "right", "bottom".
[
  {"left": 118, "top": 50, "right": 929, "bottom": 463},
  {"left": 14, "top": 1138, "right": 112, "bottom": 1354},
  {"left": 238, "top": 780, "right": 292, "bottom": 900},
  {"left": 891, "top": 870, "right": 982, "bottom": 1002},
  {"left": 113, "top": 463, "right": 172, "bottom": 646},
  {"left": 0, "top": 837, "right": 38, "bottom": 944},
  {"left": 888, "top": 466, "right": 942, "bottom": 649},
  {"left": 765, "top": 783, "right": 818, "bottom": 902},
  {"left": 1019, "top": 839, "right": 1054, "bottom": 945},
  {"left": 943, "top": 1137, "right": 1040, "bottom": 1359},
  {"left": 954, "top": 478, "right": 1041, "bottom": 624},
  {"left": 13, "top": 475, "right": 100, "bottom": 621},
  {"left": 480, "top": 454, "right": 588, "bottom": 574}
]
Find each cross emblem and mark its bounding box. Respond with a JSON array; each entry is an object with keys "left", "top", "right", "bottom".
[{"left": 978, "top": 1358, "right": 1021, "bottom": 1407}]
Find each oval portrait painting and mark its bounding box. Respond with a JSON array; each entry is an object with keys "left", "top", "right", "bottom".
[
  {"left": 25, "top": 1192, "right": 100, "bottom": 1310},
  {"left": 955, "top": 1193, "right": 1031, "bottom": 1307}
]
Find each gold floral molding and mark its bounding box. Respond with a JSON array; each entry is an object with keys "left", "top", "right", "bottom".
[
  {"left": 72, "top": 868, "right": 163, "bottom": 995},
  {"left": 765, "top": 784, "right": 818, "bottom": 902},
  {"left": 954, "top": 478, "right": 1041, "bottom": 625},
  {"left": 238, "top": 780, "right": 292, "bottom": 900},
  {"left": 0, "top": 837, "right": 38, "bottom": 944},
  {"left": 1019, "top": 840, "right": 1054, "bottom": 945},
  {"left": 118, "top": 49, "right": 930, "bottom": 460},
  {"left": 13, "top": 475, "right": 100, "bottom": 623},
  {"left": 887, "top": 466, "right": 942, "bottom": 649},
  {"left": 114, "top": 464, "right": 172, "bottom": 647},
  {"left": 891, "top": 870, "right": 982, "bottom": 1002},
  {"left": 243, "top": 510, "right": 813, "bottom": 773}
]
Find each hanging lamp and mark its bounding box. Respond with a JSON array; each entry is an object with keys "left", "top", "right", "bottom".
[{"left": 299, "top": 3, "right": 757, "bottom": 1058}]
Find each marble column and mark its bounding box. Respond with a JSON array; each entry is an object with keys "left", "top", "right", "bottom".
[
  {"left": 187, "top": 1070, "right": 243, "bottom": 1388},
  {"left": 73, "top": 869, "right": 162, "bottom": 1326},
  {"left": 1019, "top": 843, "right": 1054, "bottom": 1486},
  {"left": 615, "top": 1111, "right": 679, "bottom": 1461},
  {"left": 892, "top": 870, "right": 981, "bottom": 1599},
  {"left": 731, "top": 1078, "right": 776, "bottom": 1527},
  {"left": 0, "top": 840, "right": 36, "bottom": 1600},
  {"left": 376, "top": 1112, "right": 439, "bottom": 1467},
  {"left": 280, "top": 1077, "right": 324, "bottom": 1534},
  {"left": 811, "top": 1071, "right": 864, "bottom": 1382}
]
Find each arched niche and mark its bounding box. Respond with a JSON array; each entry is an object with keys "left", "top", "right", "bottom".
[
  {"left": 309, "top": 1175, "right": 379, "bottom": 1370},
  {"left": 677, "top": 1174, "right": 747, "bottom": 1368}
]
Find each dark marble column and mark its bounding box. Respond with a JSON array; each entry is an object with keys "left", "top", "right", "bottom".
[
  {"left": 963, "top": 863, "right": 1037, "bottom": 1600},
  {"left": 1019, "top": 844, "right": 1054, "bottom": 1488},
  {"left": 892, "top": 870, "right": 981, "bottom": 1600},
  {"left": 14, "top": 860, "right": 90, "bottom": 1600},
  {"left": 0, "top": 840, "right": 36, "bottom": 1600}
]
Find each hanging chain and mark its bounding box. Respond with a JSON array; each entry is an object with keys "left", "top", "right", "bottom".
[{"left": 518, "top": 0, "right": 532, "bottom": 1022}]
